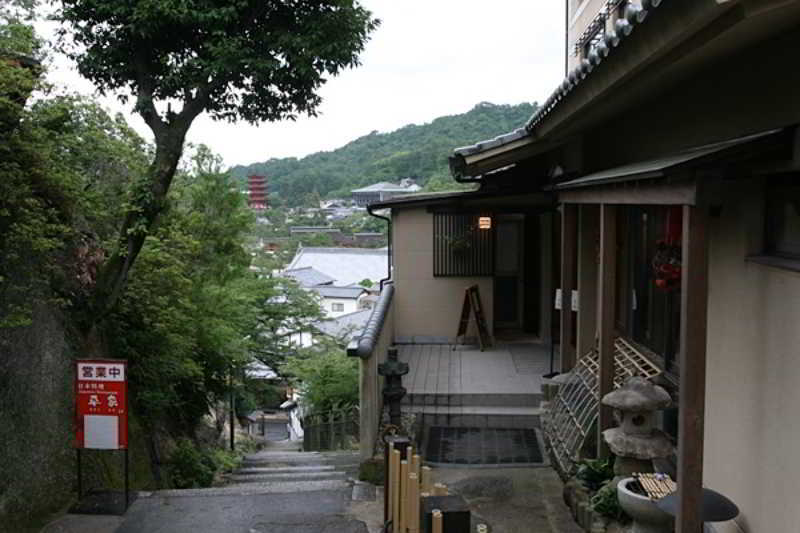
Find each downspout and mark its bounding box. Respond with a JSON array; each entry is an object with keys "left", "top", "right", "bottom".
[{"left": 367, "top": 204, "right": 392, "bottom": 290}]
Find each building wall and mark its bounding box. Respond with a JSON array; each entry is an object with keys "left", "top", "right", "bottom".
[
  {"left": 567, "top": 0, "right": 607, "bottom": 70},
  {"left": 392, "top": 207, "right": 494, "bottom": 339},
  {"left": 704, "top": 177, "right": 800, "bottom": 532},
  {"left": 322, "top": 297, "right": 359, "bottom": 317}
]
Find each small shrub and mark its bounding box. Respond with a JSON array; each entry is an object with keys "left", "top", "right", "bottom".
[
  {"left": 358, "top": 458, "right": 385, "bottom": 486},
  {"left": 591, "top": 484, "right": 626, "bottom": 521},
  {"left": 169, "top": 438, "right": 216, "bottom": 489},
  {"left": 575, "top": 457, "right": 614, "bottom": 492},
  {"left": 211, "top": 449, "right": 239, "bottom": 474}
]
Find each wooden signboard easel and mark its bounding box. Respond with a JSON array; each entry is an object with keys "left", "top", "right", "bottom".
[{"left": 455, "top": 285, "right": 492, "bottom": 351}]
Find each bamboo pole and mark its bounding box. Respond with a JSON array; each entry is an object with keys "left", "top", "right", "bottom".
[
  {"left": 432, "top": 510, "right": 443, "bottom": 533},
  {"left": 392, "top": 450, "right": 402, "bottom": 531},
  {"left": 407, "top": 472, "right": 420, "bottom": 533},
  {"left": 421, "top": 466, "right": 432, "bottom": 494},
  {"left": 399, "top": 460, "right": 409, "bottom": 533},
  {"left": 389, "top": 449, "right": 399, "bottom": 519},
  {"left": 412, "top": 453, "right": 421, "bottom": 479}
]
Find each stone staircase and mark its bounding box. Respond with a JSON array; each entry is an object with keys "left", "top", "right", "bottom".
[
  {"left": 156, "top": 441, "right": 372, "bottom": 499},
  {"left": 402, "top": 391, "right": 544, "bottom": 430}
]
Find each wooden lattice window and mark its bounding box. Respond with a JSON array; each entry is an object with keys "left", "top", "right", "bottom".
[{"left": 433, "top": 213, "right": 494, "bottom": 277}]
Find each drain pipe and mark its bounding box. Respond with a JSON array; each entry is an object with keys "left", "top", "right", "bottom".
[{"left": 367, "top": 204, "right": 392, "bottom": 290}]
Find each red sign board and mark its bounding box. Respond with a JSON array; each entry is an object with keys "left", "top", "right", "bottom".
[{"left": 75, "top": 359, "right": 128, "bottom": 449}]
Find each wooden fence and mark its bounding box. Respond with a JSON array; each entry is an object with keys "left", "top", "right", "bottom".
[{"left": 301, "top": 406, "right": 359, "bottom": 452}]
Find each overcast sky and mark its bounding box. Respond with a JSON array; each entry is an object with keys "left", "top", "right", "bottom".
[{"left": 41, "top": 1, "right": 565, "bottom": 167}]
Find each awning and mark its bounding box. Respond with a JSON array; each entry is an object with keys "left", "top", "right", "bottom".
[{"left": 555, "top": 129, "right": 783, "bottom": 190}]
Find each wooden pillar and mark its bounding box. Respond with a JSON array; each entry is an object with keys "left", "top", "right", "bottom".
[
  {"left": 597, "top": 204, "right": 617, "bottom": 458},
  {"left": 577, "top": 205, "right": 599, "bottom": 357},
  {"left": 540, "top": 212, "right": 554, "bottom": 344},
  {"left": 560, "top": 204, "right": 578, "bottom": 372},
  {"left": 676, "top": 205, "right": 709, "bottom": 533}
]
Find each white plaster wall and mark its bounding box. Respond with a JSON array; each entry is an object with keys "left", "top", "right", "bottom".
[
  {"left": 704, "top": 178, "right": 800, "bottom": 532},
  {"left": 323, "top": 297, "right": 358, "bottom": 317},
  {"left": 392, "top": 208, "right": 493, "bottom": 339}
]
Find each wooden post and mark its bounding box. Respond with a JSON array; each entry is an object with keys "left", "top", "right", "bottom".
[
  {"left": 392, "top": 450, "right": 402, "bottom": 532},
  {"left": 408, "top": 472, "right": 420, "bottom": 533},
  {"left": 676, "top": 205, "right": 709, "bottom": 533},
  {"left": 399, "top": 460, "right": 408, "bottom": 533},
  {"left": 432, "top": 510, "right": 443, "bottom": 533},
  {"left": 412, "top": 453, "right": 421, "bottom": 479},
  {"left": 577, "top": 205, "right": 599, "bottom": 357},
  {"left": 561, "top": 203, "right": 578, "bottom": 372},
  {"left": 421, "top": 466, "right": 432, "bottom": 494},
  {"left": 597, "top": 204, "right": 617, "bottom": 458}
]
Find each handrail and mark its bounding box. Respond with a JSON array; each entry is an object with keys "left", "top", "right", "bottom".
[{"left": 347, "top": 282, "right": 394, "bottom": 360}]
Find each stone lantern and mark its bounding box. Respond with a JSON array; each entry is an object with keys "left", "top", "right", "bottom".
[
  {"left": 378, "top": 347, "right": 408, "bottom": 428},
  {"left": 601, "top": 376, "right": 673, "bottom": 477}
]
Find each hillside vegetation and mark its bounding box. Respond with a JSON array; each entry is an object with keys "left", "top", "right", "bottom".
[{"left": 230, "top": 101, "right": 536, "bottom": 206}]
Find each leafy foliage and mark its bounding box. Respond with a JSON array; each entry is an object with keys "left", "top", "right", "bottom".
[
  {"left": 575, "top": 457, "right": 615, "bottom": 492},
  {"left": 169, "top": 438, "right": 216, "bottom": 489},
  {"left": 230, "top": 101, "right": 537, "bottom": 205},
  {"left": 55, "top": 0, "right": 379, "bottom": 322},
  {"left": 591, "top": 484, "right": 627, "bottom": 521},
  {"left": 281, "top": 337, "right": 358, "bottom": 413}
]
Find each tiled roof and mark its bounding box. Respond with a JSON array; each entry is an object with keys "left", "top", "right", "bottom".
[
  {"left": 315, "top": 309, "right": 372, "bottom": 340},
  {"left": 282, "top": 266, "right": 335, "bottom": 287},
  {"left": 351, "top": 182, "right": 421, "bottom": 193},
  {"left": 312, "top": 286, "right": 366, "bottom": 299},
  {"left": 286, "top": 247, "right": 388, "bottom": 286},
  {"left": 452, "top": 0, "right": 668, "bottom": 164}
]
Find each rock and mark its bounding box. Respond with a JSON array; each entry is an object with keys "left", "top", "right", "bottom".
[{"left": 450, "top": 476, "right": 513, "bottom": 501}]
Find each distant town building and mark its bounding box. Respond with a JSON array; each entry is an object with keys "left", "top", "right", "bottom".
[
  {"left": 247, "top": 174, "right": 268, "bottom": 210},
  {"left": 289, "top": 226, "right": 342, "bottom": 235},
  {"left": 351, "top": 178, "right": 421, "bottom": 207}
]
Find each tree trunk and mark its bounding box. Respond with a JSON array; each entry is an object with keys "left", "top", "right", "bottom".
[{"left": 84, "top": 125, "right": 188, "bottom": 331}]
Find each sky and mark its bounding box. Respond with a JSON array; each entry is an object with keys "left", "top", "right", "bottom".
[{"left": 40, "top": 1, "right": 566, "bottom": 167}]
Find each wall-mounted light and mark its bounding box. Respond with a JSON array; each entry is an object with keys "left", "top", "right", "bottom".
[{"left": 478, "top": 216, "right": 492, "bottom": 230}]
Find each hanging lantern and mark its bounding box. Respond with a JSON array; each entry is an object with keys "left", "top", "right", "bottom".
[{"left": 478, "top": 216, "right": 492, "bottom": 230}]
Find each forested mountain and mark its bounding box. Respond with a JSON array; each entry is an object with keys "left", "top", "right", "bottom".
[{"left": 229, "top": 101, "right": 536, "bottom": 206}]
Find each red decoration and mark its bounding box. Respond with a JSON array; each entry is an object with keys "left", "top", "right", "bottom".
[{"left": 652, "top": 207, "right": 682, "bottom": 291}]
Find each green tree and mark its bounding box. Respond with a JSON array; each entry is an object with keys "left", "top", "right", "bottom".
[
  {"left": 282, "top": 337, "right": 359, "bottom": 413},
  {"left": 56, "top": 0, "right": 379, "bottom": 331}
]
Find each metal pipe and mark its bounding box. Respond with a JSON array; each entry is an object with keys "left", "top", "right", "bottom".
[{"left": 367, "top": 204, "right": 392, "bottom": 289}]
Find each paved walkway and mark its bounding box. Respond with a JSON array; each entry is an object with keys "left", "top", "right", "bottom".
[
  {"left": 40, "top": 441, "right": 373, "bottom": 533},
  {"left": 433, "top": 465, "right": 584, "bottom": 533}
]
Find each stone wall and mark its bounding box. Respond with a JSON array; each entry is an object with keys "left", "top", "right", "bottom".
[
  {"left": 0, "top": 305, "right": 157, "bottom": 530},
  {"left": 0, "top": 304, "right": 76, "bottom": 529}
]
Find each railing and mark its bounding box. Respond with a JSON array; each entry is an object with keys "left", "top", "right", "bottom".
[
  {"left": 301, "top": 405, "right": 360, "bottom": 452},
  {"left": 347, "top": 282, "right": 395, "bottom": 460}
]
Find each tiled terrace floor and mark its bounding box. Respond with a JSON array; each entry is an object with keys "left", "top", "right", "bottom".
[{"left": 397, "top": 342, "right": 556, "bottom": 396}]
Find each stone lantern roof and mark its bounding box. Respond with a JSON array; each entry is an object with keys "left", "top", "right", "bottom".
[{"left": 602, "top": 376, "right": 671, "bottom": 412}]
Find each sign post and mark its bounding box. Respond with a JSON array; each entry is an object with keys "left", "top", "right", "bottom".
[{"left": 75, "top": 359, "right": 129, "bottom": 510}]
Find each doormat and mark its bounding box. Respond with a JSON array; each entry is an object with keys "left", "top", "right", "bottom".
[{"left": 425, "top": 427, "right": 544, "bottom": 465}]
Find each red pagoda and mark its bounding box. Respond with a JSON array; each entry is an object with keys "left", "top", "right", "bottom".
[{"left": 247, "top": 174, "right": 268, "bottom": 210}]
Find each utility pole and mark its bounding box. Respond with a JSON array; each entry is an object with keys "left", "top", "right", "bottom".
[{"left": 229, "top": 370, "right": 235, "bottom": 451}]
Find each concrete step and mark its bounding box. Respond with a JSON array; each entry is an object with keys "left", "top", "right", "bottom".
[
  {"left": 228, "top": 470, "right": 347, "bottom": 483},
  {"left": 402, "top": 392, "right": 542, "bottom": 408},
  {"left": 242, "top": 451, "right": 358, "bottom": 465},
  {"left": 404, "top": 405, "right": 543, "bottom": 429},
  {"left": 235, "top": 465, "right": 337, "bottom": 475},
  {"left": 156, "top": 479, "right": 350, "bottom": 497}
]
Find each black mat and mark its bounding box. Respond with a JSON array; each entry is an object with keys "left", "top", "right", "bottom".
[{"left": 425, "top": 427, "right": 543, "bottom": 465}]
